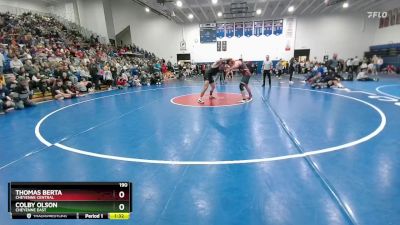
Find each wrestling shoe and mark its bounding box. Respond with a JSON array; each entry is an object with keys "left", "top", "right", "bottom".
[{"left": 197, "top": 99, "right": 205, "bottom": 104}]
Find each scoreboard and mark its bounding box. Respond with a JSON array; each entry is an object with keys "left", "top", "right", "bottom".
[
  {"left": 200, "top": 23, "right": 217, "bottom": 43},
  {"left": 8, "top": 182, "right": 132, "bottom": 220}
]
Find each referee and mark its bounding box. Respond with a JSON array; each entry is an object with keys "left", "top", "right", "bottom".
[{"left": 262, "top": 55, "right": 273, "bottom": 87}]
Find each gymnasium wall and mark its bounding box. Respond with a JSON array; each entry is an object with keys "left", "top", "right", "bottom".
[
  {"left": 111, "top": 0, "right": 182, "bottom": 62},
  {"left": 0, "top": 0, "right": 48, "bottom": 13},
  {"left": 76, "top": 0, "right": 109, "bottom": 39},
  {"left": 294, "top": 13, "right": 378, "bottom": 61},
  {"left": 46, "top": 0, "right": 112, "bottom": 42},
  {"left": 48, "top": 0, "right": 78, "bottom": 23},
  {"left": 373, "top": 25, "right": 400, "bottom": 45},
  {"left": 102, "top": 0, "right": 116, "bottom": 40},
  {"left": 372, "top": 0, "right": 400, "bottom": 45},
  {"left": 182, "top": 13, "right": 380, "bottom": 63},
  {"left": 182, "top": 19, "right": 296, "bottom": 63}
]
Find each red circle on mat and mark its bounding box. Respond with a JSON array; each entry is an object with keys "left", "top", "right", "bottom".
[{"left": 171, "top": 93, "right": 250, "bottom": 107}]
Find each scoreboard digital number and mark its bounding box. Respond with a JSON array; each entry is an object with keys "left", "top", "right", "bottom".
[{"left": 8, "top": 182, "right": 132, "bottom": 220}]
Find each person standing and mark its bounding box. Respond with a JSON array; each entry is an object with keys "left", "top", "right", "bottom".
[
  {"left": 289, "top": 57, "right": 296, "bottom": 84},
  {"left": 372, "top": 55, "right": 379, "bottom": 75},
  {"left": 275, "top": 59, "right": 283, "bottom": 80},
  {"left": 197, "top": 59, "right": 227, "bottom": 104},
  {"left": 352, "top": 56, "right": 360, "bottom": 74},
  {"left": 227, "top": 59, "right": 253, "bottom": 103},
  {"left": 0, "top": 49, "right": 4, "bottom": 74},
  {"left": 262, "top": 55, "right": 273, "bottom": 87},
  {"left": 377, "top": 56, "right": 384, "bottom": 73}
]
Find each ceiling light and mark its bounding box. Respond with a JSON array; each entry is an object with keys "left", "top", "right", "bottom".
[
  {"left": 217, "top": 11, "right": 222, "bottom": 17},
  {"left": 188, "top": 14, "right": 194, "bottom": 19},
  {"left": 288, "top": 6, "right": 294, "bottom": 12},
  {"left": 256, "top": 9, "right": 262, "bottom": 15},
  {"left": 145, "top": 7, "right": 150, "bottom": 12},
  {"left": 176, "top": 0, "right": 182, "bottom": 7},
  {"left": 212, "top": 0, "right": 218, "bottom": 4},
  {"left": 343, "top": 2, "right": 349, "bottom": 8}
]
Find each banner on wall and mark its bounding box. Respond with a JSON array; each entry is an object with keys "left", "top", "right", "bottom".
[
  {"left": 217, "top": 41, "right": 221, "bottom": 51},
  {"left": 254, "top": 21, "right": 263, "bottom": 36},
  {"left": 273, "top": 19, "right": 283, "bottom": 36},
  {"left": 285, "top": 18, "right": 296, "bottom": 39},
  {"left": 379, "top": 17, "right": 384, "bottom": 28},
  {"left": 216, "top": 23, "right": 225, "bottom": 39},
  {"left": 390, "top": 8, "right": 397, "bottom": 26},
  {"left": 397, "top": 8, "right": 400, "bottom": 24},
  {"left": 222, "top": 41, "right": 227, "bottom": 51},
  {"left": 383, "top": 12, "right": 390, "bottom": 27},
  {"left": 263, "top": 20, "right": 273, "bottom": 36},
  {"left": 235, "top": 22, "right": 244, "bottom": 38},
  {"left": 225, "top": 23, "right": 234, "bottom": 38},
  {"left": 244, "top": 21, "right": 253, "bottom": 37}
]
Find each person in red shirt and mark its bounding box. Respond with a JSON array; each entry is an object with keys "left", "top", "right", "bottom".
[{"left": 161, "top": 63, "right": 167, "bottom": 74}]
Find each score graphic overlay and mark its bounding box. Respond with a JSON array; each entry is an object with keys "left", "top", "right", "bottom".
[{"left": 8, "top": 182, "right": 132, "bottom": 220}]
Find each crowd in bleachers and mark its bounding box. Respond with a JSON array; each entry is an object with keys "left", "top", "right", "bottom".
[{"left": 0, "top": 12, "right": 176, "bottom": 115}]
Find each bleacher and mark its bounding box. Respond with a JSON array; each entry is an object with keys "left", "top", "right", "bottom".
[{"left": 365, "top": 43, "right": 400, "bottom": 68}]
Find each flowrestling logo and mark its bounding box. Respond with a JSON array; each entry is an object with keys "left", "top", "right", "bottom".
[{"left": 367, "top": 11, "right": 388, "bottom": 18}]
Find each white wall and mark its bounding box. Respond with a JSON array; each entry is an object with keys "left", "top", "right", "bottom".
[
  {"left": 48, "top": 1, "right": 77, "bottom": 23},
  {"left": 76, "top": 0, "right": 108, "bottom": 39},
  {"left": 102, "top": 0, "right": 115, "bottom": 40},
  {"left": 0, "top": 0, "right": 48, "bottom": 13},
  {"left": 111, "top": 0, "right": 182, "bottom": 62},
  {"left": 183, "top": 19, "right": 296, "bottom": 63},
  {"left": 294, "top": 13, "right": 377, "bottom": 61},
  {"left": 372, "top": 0, "right": 400, "bottom": 45},
  {"left": 182, "top": 13, "right": 379, "bottom": 63},
  {"left": 116, "top": 26, "right": 132, "bottom": 47},
  {"left": 373, "top": 25, "right": 400, "bottom": 45}
]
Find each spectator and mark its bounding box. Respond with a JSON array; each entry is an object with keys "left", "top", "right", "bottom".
[
  {"left": 0, "top": 49, "right": 4, "bottom": 74},
  {"left": 0, "top": 11, "right": 165, "bottom": 115},
  {"left": 10, "top": 56, "right": 23, "bottom": 73},
  {"left": 352, "top": 56, "right": 360, "bottom": 73},
  {"left": 52, "top": 79, "right": 71, "bottom": 100},
  {"left": 275, "top": 59, "right": 283, "bottom": 79},
  {"left": 12, "top": 77, "right": 35, "bottom": 109},
  {"left": 0, "top": 77, "right": 15, "bottom": 115},
  {"left": 377, "top": 56, "right": 383, "bottom": 72},
  {"left": 327, "top": 53, "right": 339, "bottom": 72}
]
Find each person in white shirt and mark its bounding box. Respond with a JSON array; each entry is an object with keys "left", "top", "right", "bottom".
[
  {"left": 10, "top": 56, "right": 23, "bottom": 73},
  {"left": 357, "top": 69, "right": 379, "bottom": 82},
  {"left": 377, "top": 57, "right": 383, "bottom": 72},
  {"left": 346, "top": 58, "right": 353, "bottom": 72},
  {"left": 352, "top": 56, "right": 360, "bottom": 73},
  {"left": 262, "top": 55, "right": 273, "bottom": 87},
  {"left": 275, "top": 60, "right": 283, "bottom": 79},
  {"left": 367, "top": 62, "right": 375, "bottom": 74},
  {"left": 372, "top": 55, "right": 379, "bottom": 73},
  {"left": 360, "top": 62, "right": 368, "bottom": 71}
]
